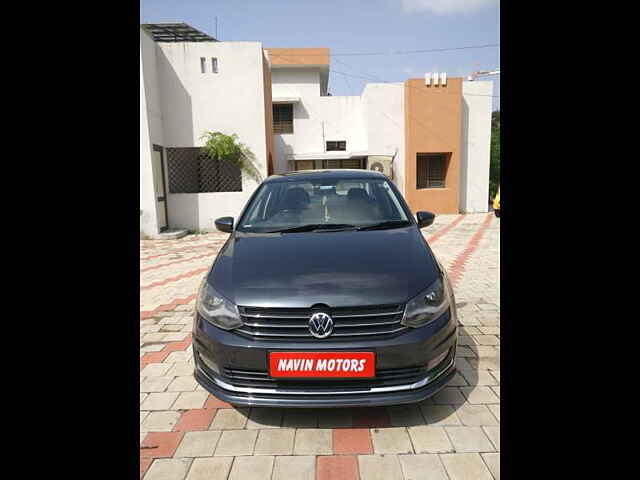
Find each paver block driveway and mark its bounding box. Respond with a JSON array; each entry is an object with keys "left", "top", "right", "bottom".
[{"left": 140, "top": 213, "right": 500, "bottom": 479}]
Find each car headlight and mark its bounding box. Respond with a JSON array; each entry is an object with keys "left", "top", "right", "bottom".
[
  {"left": 402, "top": 276, "right": 450, "bottom": 328},
  {"left": 196, "top": 281, "right": 243, "bottom": 330}
]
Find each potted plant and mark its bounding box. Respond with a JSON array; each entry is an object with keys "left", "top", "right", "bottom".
[{"left": 200, "top": 131, "right": 263, "bottom": 184}]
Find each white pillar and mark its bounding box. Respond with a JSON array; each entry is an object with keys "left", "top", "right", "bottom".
[{"left": 460, "top": 81, "right": 493, "bottom": 213}]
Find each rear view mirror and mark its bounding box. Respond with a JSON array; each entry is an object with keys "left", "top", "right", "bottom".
[
  {"left": 416, "top": 211, "right": 435, "bottom": 228},
  {"left": 215, "top": 217, "right": 234, "bottom": 233}
]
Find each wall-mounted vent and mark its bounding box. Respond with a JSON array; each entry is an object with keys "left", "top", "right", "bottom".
[
  {"left": 326, "top": 141, "right": 346, "bottom": 151},
  {"left": 424, "top": 72, "right": 448, "bottom": 87}
]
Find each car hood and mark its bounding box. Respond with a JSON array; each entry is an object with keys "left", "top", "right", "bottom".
[{"left": 208, "top": 227, "right": 440, "bottom": 308}]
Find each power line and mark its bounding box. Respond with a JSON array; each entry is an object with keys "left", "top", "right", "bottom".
[
  {"left": 269, "top": 51, "right": 495, "bottom": 151},
  {"left": 268, "top": 52, "right": 499, "bottom": 98},
  {"left": 330, "top": 68, "right": 499, "bottom": 98},
  {"left": 267, "top": 43, "right": 499, "bottom": 57},
  {"left": 329, "top": 67, "right": 494, "bottom": 146},
  {"left": 332, "top": 58, "right": 356, "bottom": 95}
]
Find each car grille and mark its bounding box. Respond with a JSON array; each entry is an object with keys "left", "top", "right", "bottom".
[
  {"left": 235, "top": 304, "right": 408, "bottom": 340},
  {"left": 221, "top": 365, "right": 426, "bottom": 390}
]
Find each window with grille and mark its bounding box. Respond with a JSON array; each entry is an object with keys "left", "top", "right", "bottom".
[
  {"left": 335, "top": 158, "right": 363, "bottom": 169},
  {"left": 211, "top": 57, "right": 218, "bottom": 73},
  {"left": 326, "top": 141, "right": 346, "bottom": 151},
  {"left": 200, "top": 57, "right": 206, "bottom": 73},
  {"left": 416, "top": 153, "right": 449, "bottom": 189},
  {"left": 294, "top": 160, "right": 314, "bottom": 171},
  {"left": 294, "top": 158, "right": 365, "bottom": 171},
  {"left": 273, "top": 104, "right": 293, "bottom": 134},
  {"left": 166, "top": 147, "right": 242, "bottom": 193}
]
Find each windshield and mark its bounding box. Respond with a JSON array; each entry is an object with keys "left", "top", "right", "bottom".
[{"left": 237, "top": 178, "right": 411, "bottom": 233}]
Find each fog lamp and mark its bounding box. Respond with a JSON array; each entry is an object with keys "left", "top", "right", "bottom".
[
  {"left": 198, "top": 352, "right": 220, "bottom": 374},
  {"left": 426, "top": 348, "right": 450, "bottom": 371}
]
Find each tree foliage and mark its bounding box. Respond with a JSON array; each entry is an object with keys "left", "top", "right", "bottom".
[
  {"left": 200, "top": 131, "right": 263, "bottom": 183},
  {"left": 489, "top": 110, "right": 500, "bottom": 199}
]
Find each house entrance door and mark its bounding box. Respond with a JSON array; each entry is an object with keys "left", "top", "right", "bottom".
[{"left": 152, "top": 145, "right": 169, "bottom": 232}]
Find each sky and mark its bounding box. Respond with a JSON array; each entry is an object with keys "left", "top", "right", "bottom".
[{"left": 140, "top": 0, "right": 500, "bottom": 110}]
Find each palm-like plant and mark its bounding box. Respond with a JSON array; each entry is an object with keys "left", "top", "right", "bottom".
[
  {"left": 489, "top": 111, "right": 500, "bottom": 199},
  {"left": 200, "top": 131, "right": 263, "bottom": 183}
]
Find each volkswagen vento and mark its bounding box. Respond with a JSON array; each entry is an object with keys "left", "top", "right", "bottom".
[{"left": 192, "top": 169, "right": 458, "bottom": 407}]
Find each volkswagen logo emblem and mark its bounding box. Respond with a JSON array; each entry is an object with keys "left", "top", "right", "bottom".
[{"left": 308, "top": 312, "right": 334, "bottom": 339}]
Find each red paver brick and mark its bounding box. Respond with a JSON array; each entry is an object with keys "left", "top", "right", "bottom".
[
  {"left": 141, "top": 266, "right": 209, "bottom": 291},
  {"left": 140, "top": 458, "right": 153, "bottom": 479},
  {"left": 173, "top": 408, "right": 216, "bottom": 432},
  {"left": 427, "top": 214, "right": 466, "bottom": 244},
  {"left": 447, "top": 213, "right": 493, "bottom": 287},
  {"left": 163, "top": 334, "right": 192, "bottom": 353},
  {"left": 140, "top": 335, "right": 193, "bottom": 370},
  {"left": 351, "top": 407, "right": 391, "bottom": 428},
  {"left": 204, "top": 394, "right": 233, "bottom": 409},
  {"left": 141, "top": 242, "right": 221, "bottom": 262},
  {"left": 140, "top": 351, "right": 170, "bottom": 370},
  {"left": 141, "top": 252, "right": 216, "bottom": 273},
  {"left": 140, "top": 294, "right": 197, "bottom": 320},
  {"left": 333, "top": 428, "right": 373, "bottom": 454},
  {"left": 140, "top": 431, "right": 184, "bottom": 459},
  {"left": 317, "top": 455, "right": 359, "bottom": 480}
]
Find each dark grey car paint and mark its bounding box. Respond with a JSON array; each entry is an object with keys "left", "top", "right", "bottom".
[
  {"left": 193, "top": 170, "right": 458, "bottom": 407},
  {"left": 208, "top": 226, "right": 440, "bottom": 308}
]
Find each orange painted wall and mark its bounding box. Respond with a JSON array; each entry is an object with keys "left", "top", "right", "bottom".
[
  {"left": 265, "top": 48, "right": 330, "bottom": 66},
  {"left": 404, "top": 77, "right": 463, "bottom": 214}
]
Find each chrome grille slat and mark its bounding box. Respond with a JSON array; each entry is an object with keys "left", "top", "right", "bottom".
[
  {"left": 334, "top": 320, "right": 401, "bottom": 328},
  {"left": 236, "top": 304, "right": 408, "bottom": 340},
  {"left": 332, "top": 310, "right": 404, "bottom": 318},
  {"left": 236, "top": 329, "right": 310, "bottom": 337},
  {"left": 242, "top": 320, "right": 402, "bottom": 329},
  {"left": 331, "top": 326, "right": 407, "bottom": 336},
  {"left": 242, "top": 322, "right": 309, "bottom": 328},
  {"left": 219, "top": 365, "right": 431, "bottom": 390}
]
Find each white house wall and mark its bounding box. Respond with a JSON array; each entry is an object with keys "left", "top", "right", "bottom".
[
  {"left": 319, "top": 96, "right": 367, "bottom": 153},
  {"left": 154, "top": 41, "right": 269, "bottom": 231},
  {"left": 362, "top": 83, "right": 405, "bottom": 194},
  {"left": 141, "top": 31, "right": 165, "bottom": 147},
  {"left": 271, "top": 68, "right": 366, "bottom": 173},
  {"left": 140, "top": 30, "right": 164, "bottom": 237},
  {"left": 141, "top": 31, "right": 494, "bottom": 229},
  {"left": 460, "top": 81, "right": 493, "bottom": 213}
]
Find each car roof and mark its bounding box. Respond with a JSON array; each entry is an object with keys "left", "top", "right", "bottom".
[{"left": 265, "top": 169, "right": 386, "bottom": 183}]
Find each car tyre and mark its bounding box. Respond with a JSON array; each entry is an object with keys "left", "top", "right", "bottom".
[{"left": 494, "top": 209, "right": 500, "bottom": 218}]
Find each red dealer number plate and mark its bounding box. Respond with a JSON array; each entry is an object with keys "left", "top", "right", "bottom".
[{"left": 269, "top": 352, "right": 375, "bottom": 378}]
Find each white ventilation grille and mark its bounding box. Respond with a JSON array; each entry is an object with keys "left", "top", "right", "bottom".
[{"left": 424, "top": 72, "right": 448, "bottom": 87}]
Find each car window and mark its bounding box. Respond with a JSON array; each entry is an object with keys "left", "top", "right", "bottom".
[{"left": 238, "top": 178, "right": 410, "bottom": 232}]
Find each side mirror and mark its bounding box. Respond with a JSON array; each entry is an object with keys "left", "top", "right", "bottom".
[
  {"left": 215, "top": 217, "right": 234, "bottom": 233},
  {"left": 416, "top": 211, "right": 435, "bottom": 228}
]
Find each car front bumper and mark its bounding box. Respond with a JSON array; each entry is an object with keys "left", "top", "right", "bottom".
[{"left": 192, "top": 308, "right": 458, "bottom": 408}]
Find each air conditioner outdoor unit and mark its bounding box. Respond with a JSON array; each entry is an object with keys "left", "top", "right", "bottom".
[{"left": 367, "top": 155, "right": 393, "bottom": 178}]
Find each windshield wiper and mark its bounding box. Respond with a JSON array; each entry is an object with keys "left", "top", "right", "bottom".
[
  {"left": 357, "top": 220, "right": 412, "bottom": 231},
  {"left": 265, "top": 223, "right": 357, "bottom": 233}
]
